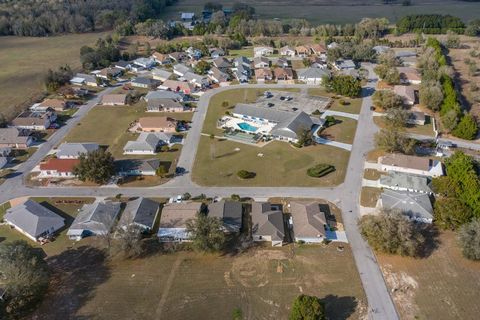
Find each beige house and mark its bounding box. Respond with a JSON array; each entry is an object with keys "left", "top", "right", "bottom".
[
  {"left": 138, "top": 117, "right": 177, "bottom": 133},
  {"left": 379, "top": 154, "right": 443, "bottom": 177},
  {"left": 290, "top": 201, "right": 327, "bottom": 243},
  {"left": 255, "top": 68, "right": 273, "bottom": 81},
  {"left": 280, "top": 46, "right": 296, "bottom": 57},
  {"left": 251, "top": 202, "right": 285, "bottom": 246},
  {"left": 101, "top": 94, "right": 127, "bottom": 106},
  {"left": 39, "top": 99, "right": 67, "bottom": 112},
  {"left": 393, "top": 85, "right": 415, "bottom": 106},
  {"left": 158, "top": 202, "right": 205, "bottom": 242}
]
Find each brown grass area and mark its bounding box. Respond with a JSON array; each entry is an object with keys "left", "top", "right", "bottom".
[
  {"left": 366, "top": 149, "right": 386, "bottom": 163},
  {"left": 378, "top": 231, "right": 480, "bottom": 320},
  {"left": 360, "top": 187, "right": 381, "bottom": 208},
  {"left": 363, "top": 169, "right": 384, "bottom": 181},
  {"left": 32, "top": 245, "right": 367, "bottom": 319},
  {"left": 373, "top": 116, "right": 435, "bottom": 137}
]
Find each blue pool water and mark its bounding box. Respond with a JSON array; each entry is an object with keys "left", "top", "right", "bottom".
[{"left": 238, "top": 122, "right": 258, "bottom": 132}]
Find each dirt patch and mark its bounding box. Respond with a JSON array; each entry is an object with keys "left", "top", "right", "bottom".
[{"left": 381, "top": 264, "right": 419, "bottom": 319}]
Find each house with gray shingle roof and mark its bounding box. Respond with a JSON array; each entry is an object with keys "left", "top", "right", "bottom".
[
  {"left": 173, "top": 64, "right": 193, "bottom": 77},
  {"left": 123, "top": 132, "right": 174, "bottom": 155},
  {"left": 56, "top": 142, "right": 99, "bottom": 159},
  {"left": 116, "top": 158, "right": 160, "bottom": 176},
  {"left": 119, "top": 197, "right": 160, "bottom": 232},
  {"left": 4, "top": 200, "right": 65, "bottom": 242},
  {"left": 378, "top": 189, "right": 433, "bottom": 224},
  {"left": 251, "top": 202, "right": 285, "bottom": 246},
  {"left": 145, "top": 90, "right": 184, "bottom": 102},
  {"left": 290, "top": 201, "right": 327, "bottom": 243},
  {"left": 208, "top": 200, "right": 243, "bottom": 233},
  {"left": 67, "top": 201, "right": 121, "bottom": 240},
  {"left": 0, "top": 128, "right": 33, "bottom": 149},
  {"left": 379, "top": 171, "right": 433, "bottom": 194},
  {"left": 298, "top": 68, "right": 330, "bottom": 85}
]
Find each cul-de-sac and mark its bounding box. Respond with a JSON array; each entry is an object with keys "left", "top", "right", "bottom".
[{"left": 1, "top": 1, "right": 480, "bottom": 319}]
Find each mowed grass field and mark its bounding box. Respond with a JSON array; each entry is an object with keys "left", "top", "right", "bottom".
[
  {"left": 378, "top": 231, "right": 480, "bottom": 320},
  {"left": 193, "top": 136, "right": 350, "bottom": 187},
  {"left": 308, "top": 88, "right": 362, "bottom": 114},
  {"left": 31, "top": 245, "right": 367, "bottom": 320},
  {"left": 0, "top": 33, "right": 108, "bottom": 118},
  {"left": 159, "top": 0, "right": 480, "bottom": 24}
]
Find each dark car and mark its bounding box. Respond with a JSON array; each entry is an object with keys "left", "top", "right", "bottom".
[
  {"left": 370, "top": 106, "right": 376, "bottom": 111},
  {"left": 175, "top": 167, "right": 186, "bottom": 176}
]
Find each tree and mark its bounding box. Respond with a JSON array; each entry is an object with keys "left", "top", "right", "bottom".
[
  {"left": 0, "top": 241, "right": 49, "bottom": 318},
  {"left": 155, "top": 165, "right": 167, "bottom": 178},
  {"left": 359, "top": 210, "right": 425, "bottom": 257},
  {"left": 452, "top": 114, "right": 478, "bottom": 140},
  {"left": 458, "top": 219, "right": 480, "bottom": 260},
  {"left": 297, "top": 128, "right": 315, "bottom": 147},
  {"left": 73, "top": 149, "right": 115, "bottom": 184},
  {"left": 434, "top": 197, "right": 473, "bottom": 230},
  {"left": 186, "top": 214, "right": 226, "bottom": 252},
  {"left": 237, "top": 170, "right": 256, "bottom": 179},
  {"left": 375, "top": 128, "right": 416, "bottom": 154},
  {"left": 323, "top": 75, "right": 362, "bottom": 98},
  {"left": 385, "top": 108, "right": 409, "bottom": 128},
  {"left": 114, "top": 224, "right": 144, "bottom": 259},
  {"left": 372, "top": 91, "right": 403, "bottom": 110},
  {"left": 445, "top": 30, "right": 461, "bottom": 49},
  {"left": 289, "top": 295, "right": 325, "bottom": 320},
  {"left": 440, "top": 109, "right": 459, "bottom": 133},
  {"left": 194, "top": 60, "right": 211, "bottom": 75}
]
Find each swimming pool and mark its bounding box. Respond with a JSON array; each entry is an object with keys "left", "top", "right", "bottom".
[{"left": 238, "top": 122, "right": 259, "bottom": 132}]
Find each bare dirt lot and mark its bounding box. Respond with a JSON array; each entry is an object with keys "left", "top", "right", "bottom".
[
  {"left": 30, "top": 245, "right": 367, "bottom": 320},
  {"left": 378, "top": 231, "right": 480, "bottom": 320}
]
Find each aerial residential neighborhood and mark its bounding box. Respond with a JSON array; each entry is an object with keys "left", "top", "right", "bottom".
[{"left": 1, "top": 1, "right": 480, "bottom": 320}]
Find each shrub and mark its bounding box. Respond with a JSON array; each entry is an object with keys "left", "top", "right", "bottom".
[
  {"left": 289, "top": 295, "right": 325, "bottom": 320},
  {"left": 237, "top": 170, "right": 256, "bottom": 179},
  {"left": 452, "top": 114, "right": 478, "bottom": 140},
  {"left": 307, "top": 164, "right": 335, "bottom": 178},
  {"left": 458, "top": 219, "right": 480, "bottom": 260}
]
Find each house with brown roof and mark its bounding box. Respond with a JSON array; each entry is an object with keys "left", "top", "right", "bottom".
[
  {"left": 397, "top": 67, "right": 421, "bottom": 85},
  {"left": 255, "top": 68, "right": 273, "bottom": 82},
  {"left": 379, "top": 154, "right": 443, "bottom": 177},
  {"left": 101, "top": 94, "right": 127, "bottom": 106},
  {"left": 393, "top": 85, "right": 415, "bottom": 106},
  {"left": 159, "top": 80, "right": 194, "bottom": 94},
  {"left": 38, "top": 99, "right": 67, "bottom": 112},
  {"left": 151, "top": 52, "right": 172, "bottom": 65},
  {"left": 12, "top": 110, "right": 56, "bottom": 131},
  {"left": 157, "top": 202, "right": 205, "bottom": 242},
  {"left": 39, "top": 158, "right": 80, "bottom": 178},
  {"left": 308, "top": 44, "right": 327, "bottom": 56},
  {"left": 280, "top": 46, "right": 296, "bottom": 57},
  {"left": 251, "top": 202, "right": 285, "bottom": 246},
  {"left": 146, "top": 98, "right": 187, "bottom": 112},
  {"left": 0, "top": 128, "right": 33, "bottom": 149},
  {"left": 138, "top": 117, "right": 177, "bottom": 133},
  {"left": 273, "top": 67, "right": 294, "bottom": 81},
  {"left": 295, "top": 45, "right": 311, "bottom": 57},
  {"left": 290, "top": 201, "right": 327, "bottom": 243}
]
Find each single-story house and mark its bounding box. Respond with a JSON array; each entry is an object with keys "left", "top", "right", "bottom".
[
  {"left": 116, "top": 158, "right": 160, "bottom": 176},
  {"left": 173, "top": 63, "right": 193, "bottom": 77},
  {"left": 147, "top": 98, "right": 187, "bottom": 112},
  {"left": 131, "top": 77, "right": 160, "bottom": 89},
  {"left": 144, "top": 90, "right": 184, "bottom": 102},
  {"left": 94, "top": 67, "right": 122, "bottom": 80},
  {"left": 213, "top": 57, "right": 232, "bottom": 71},
  {"left": 233, "top": 56, "right": 251, "bottom": 68},
  {"left": 168, "top": 52, "right": 188, "bottom": 63},
  {"left": 233, "top": 65, "right": 249, "bottom": 83},
  {"left": 209, "top": 67, "right": 231, "bottom": 83},
  {"left": 56, "top": 142, "right": 99, "bottom": 159},
  {"left": 378, "top": 189, "right": 433, "bottom": 224},
  {"left": 38, "top": 158, "right": 80, "bottom": 178},
  {"left": 379, "top": 171, "right": 433, "bottom": 194},
  {"left": 70, "top": 73, "right": 97, "bottom": 86},
  {"left": 254, "top": 46, "right": 274, "bottom": 57},
  {"left": 273, "top": 67, "right": 294, "bottom": 81},
  {"left": 280, "top": 46, "right": 296, "bottom": 57},
  {"left": 114, "top": 60, "right": 132, "bottom": 70},
  {"left": 183, "top": 71, "right": 209, "bottom": 88},
  {"left": 186, "top": 47, "right": 202, "bottom": 60},
  {"left": 309, "top": 43, "right": 327, "bottom": 56},
  {"left": 253, "top": 56, "right": 270, "bottom": 69},
  {"left": 209, "top": 48, "right": 225, "bottom": 59},
  {"left": 100, "top": 94, "right": 127, "bottom": 106},
  {"left": 157, "top": 202, "right": 205, "bottom": 242},
  {"left": 4, "top": 200, "right": 65, "bottom": 242},
  {"left": 298, "top": 68, "right": 330, "bottom": 85},
  {"left": 393, "top": 85, "right": 415, "bottom": 106},
  {"left": 138, "top": 117, "right": 177, "bottom": 133},
  {"left": 12, "top": 110, "right": 55, "bottom": 131},
  {"left": 0, "top": 147, "right": 11, "bottom": 157},
  {"left": 119, "top": 197, "right": 160, "bottom": 232},
  {"left": 67, "top": 201, "right": 122, "bottom": 240},
  {"left": 152, "top": 68, "right": 173, "bottom": 82},
  {"left": 132, "top": 57, "right": 156, "bottom": 70},
  {"left": 333, "top": 59, "right": 356, "bottom": 70},
  {"left": 276, "top": 57, "right": 289, "bottom": 68},
  {"left": 159, "top": 80, "right": 194, "bottom": 94},
  {"left": 208, "top": 200, "right": 243, "bottom": 233},
  {"left": 295, "top": 45, "right": 311, "bottom": 57},
  {"left": 327, "top": 42, "right": 339, "bottom": 49},
  {"left": 373, "top": 45, "right": 390, "bottom": 55},
  {"left": 251, "top": 202, "right": 285, "bottom": 246},
  {"left": 151, "top": 52, "right": 172, "bottom": 65},
  {"left": 407, "top": 111, "right": 426, "bottom": 126},
  {"left": 255, "top": 68, "right": 273, "bottom": 81},
  {"left": 397, "top": 67, "right": 421, "bottom": 85},
  {"left": 309, "top": 56, "right": 328, "bottom": 69},
  {"left": 379, "top": 154, "right": 443, "bottom": 177},
  {"left": 0, "top": 128, "right": 33, "bottom": 149},
  {"left": 123, "top": 132, "right": 174, "bottom": 155},
  {"left": 290, "top": 201, "right": 327, "bottom": 243},
  {"left": 38, "top": 99, "right": 67, "bottom": 112}
]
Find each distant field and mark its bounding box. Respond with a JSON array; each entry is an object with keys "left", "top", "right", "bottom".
[
  {"left": 160, "top": 0, "right": 480, "bottom": 24},
  {"left": 32, "top": 245, "right": 367, "bottom": 319},
  {"left": 378, "top": 231, "right": 480, "bottom": 320},
  {"left": 0, "top": 33, "right": 107, "bottom": 118}
]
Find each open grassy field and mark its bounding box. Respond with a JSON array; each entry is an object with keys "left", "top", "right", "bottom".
[
  {"left": 378, "top": 231, "right": 480, "bottom": 320},
  {"left": 319, "top": 116, "right": 357, "bottom": 144},
  {"left": 158, "top": 0, "right": 480, "bottom": 24},
  {"left": 0, "top": 33, "right": 108, "bottom": 118},
  {"left": 31, "top": 244, "right": 366, "bottom": 319},
  {"left": 308, "top": 88, "right": 363, "bottom": 114},
  {"left": 193, "top": 136, "right": 349, "bottom": 187}
]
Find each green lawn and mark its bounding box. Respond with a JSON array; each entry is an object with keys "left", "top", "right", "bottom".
[
  {"left": 308, "top": 88, "right": 363, "bottom": 114},
  {"left": 373, "top": 116, "right": 435, "bottom": 137},
  {"left": 227, "top": 47, "right": 254, "bottom": 58},
  {"left": 0, "top": 32, "right": 108, "bottom": 118},
  {"left": 319, "top": 116, "right": 357, "bottom": 144},
  {"left": 193, "top": 136, "right": 349, "bottom": 187}
]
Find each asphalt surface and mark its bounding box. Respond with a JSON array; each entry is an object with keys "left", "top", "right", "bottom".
[{"left": 0, "top": 80, "right": 404, "bottom": 319}]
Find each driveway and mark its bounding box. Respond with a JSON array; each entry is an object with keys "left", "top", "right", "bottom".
[{"left": 321, "top": 110, "right": 360, "bottom": 120}]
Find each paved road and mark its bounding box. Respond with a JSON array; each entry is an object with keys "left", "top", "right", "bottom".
[
  {"left": 340, "top": 63, "right": 399, "bottom": 320},
  {"left": 408, "top": 133, "right": 480, "bottom": 151}
]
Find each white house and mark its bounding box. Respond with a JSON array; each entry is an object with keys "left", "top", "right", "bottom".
[
  {"left": 254, "top": 46, "right": 274, "bottom": 57},
  {"left": 379, "top": 154, "right": 443, "bottom": 177},
  {"left": 38, "top": 158, "right": 80, "bottom": 178},
  {"left": 56, "top": 142, "right": 99, "bottom": 159}
]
